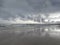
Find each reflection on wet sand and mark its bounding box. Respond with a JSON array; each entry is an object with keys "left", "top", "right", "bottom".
[
  {"left": 35, "top": 25, "right": 60, "bottom": 38},
  {"left": 0, "top": 25, "right": 60, "bottom": 45}
]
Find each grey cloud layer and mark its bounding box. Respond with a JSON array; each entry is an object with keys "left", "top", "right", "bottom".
[{"left": 0, "top": 0, "right": 60, "bottom": 20}]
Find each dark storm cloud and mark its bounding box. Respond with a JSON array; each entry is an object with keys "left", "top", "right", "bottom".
[
  {"left": 27, "top": 0, "right": 60, "bottom": 13},
  {"left": 0, "top": 0, "right": 60, "bottom": 20},
  {"left": 0, "top": 0, "right": 34, "bottom": 19}
]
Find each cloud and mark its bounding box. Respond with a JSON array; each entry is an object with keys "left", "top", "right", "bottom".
[
  {"left": 0, "top": 17, "right": 39, "bottom": 24},
  {"left": 0, "top": 0, "right": 60, "bottom": 23},
  {"left": 26, "top": 0, "right": 60, "bottom": 13}
]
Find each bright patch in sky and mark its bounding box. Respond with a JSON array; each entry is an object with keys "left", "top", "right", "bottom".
[
  {"left": 12, "top": 17, "right": 39, "bottom": 24},
  {"left": 44, "top": 12, "right": 60, "bottom": 22},
  {"left": 0, "top": 17, "right": 39, "bottom": 24},
  {"left": 0, "top": 12, "right": 60, "bottom": 24},
  {"left": 49, "top": 12, "right": 60, "bottom": 18}
]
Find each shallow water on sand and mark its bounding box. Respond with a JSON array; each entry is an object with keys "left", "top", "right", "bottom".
[{"left": 0, "top": 24, "right": 60, "bottom": 45}]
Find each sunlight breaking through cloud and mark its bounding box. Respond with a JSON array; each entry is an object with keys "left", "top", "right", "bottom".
[
  {"left": 9, "top": 17, "right": 39, "bottom": 24},
  {"left": 0, "top": 17, "right": 39, "bottom": 24}
]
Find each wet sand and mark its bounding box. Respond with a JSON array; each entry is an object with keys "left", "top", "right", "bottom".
[
  {"left": 0, "top": 25, "right": 60, "bottom": 45},
  {"left": 0, "top": 31, "right": 60, "bottom": 45}
]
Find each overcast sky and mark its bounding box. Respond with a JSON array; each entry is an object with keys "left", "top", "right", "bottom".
[{"left": 0, "top": 0, "right": 60, "bottom": 24}]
